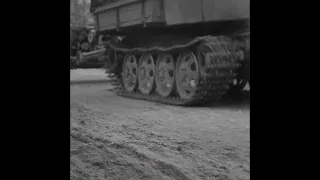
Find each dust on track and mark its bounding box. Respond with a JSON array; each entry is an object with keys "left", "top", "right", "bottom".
[{"left": 70, "top": 81, "right": 250, "bottom": 180}]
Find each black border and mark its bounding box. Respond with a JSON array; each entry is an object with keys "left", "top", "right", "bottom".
[
  {"left": 250, "top": 1, "right": 316, "bottom": 179},
  {"left": 3, "top": 1, "right": 70, "bottom": 179}
]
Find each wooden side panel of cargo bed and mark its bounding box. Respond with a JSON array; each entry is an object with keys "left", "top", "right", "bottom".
[
  {"left": 95, "top": 0, "right": 164, "bottom": 31},
  {"left": 163, "top": 0, "right": 249, "bottom": 25},
  {"left": 119, "top": 3, "right": 142, "bottom": 27},
  {"left": 144, "top": 0, "right": 164, "bottom": 22},
  {"left": 163, "top": 0, "right": 203, "bottom": 25},
  {"left": 97, "top": 9, "right": 117, "bottom": 30},
  {"left": 203, "top": 0, "right": 250, "bottom": 21},
  {"left": 119, "top": 0, "right": 164, "bottom": 27}
]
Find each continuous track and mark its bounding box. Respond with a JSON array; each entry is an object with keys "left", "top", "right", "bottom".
[{"left": 106, "top": 35, "right": 243, "bottom": 106}]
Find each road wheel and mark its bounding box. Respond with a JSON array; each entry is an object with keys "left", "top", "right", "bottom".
[
  {"left": 122, "top": 54, "right": 138, "bottom": 92},
  {"left": 156, "top": 53, "right": 175, "bottom": 97},
  {"left": 175, "top": 52, "right": 200, "bottom": 100}
]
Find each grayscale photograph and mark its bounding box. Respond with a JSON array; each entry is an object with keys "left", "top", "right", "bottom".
[{"left": 70, "top": 0, "right": 250, "bottom": 179}]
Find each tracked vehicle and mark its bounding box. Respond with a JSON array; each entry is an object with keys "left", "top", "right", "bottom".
[
  {"left": 91, "top": 0, "right": 250, "bottom": 105},
  {"left": 70, "top": 24, "right": 106, "bottom": 69}
]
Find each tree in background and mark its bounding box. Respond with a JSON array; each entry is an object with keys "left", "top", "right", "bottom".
[{"left": 70, "top": 0, "right": 94, "bottom": 26}]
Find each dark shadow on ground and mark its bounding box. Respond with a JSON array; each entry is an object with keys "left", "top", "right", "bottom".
[
  {"left": 184, "top": 90, "right": 250, "bottom": 110},
  {"left": 205, "top": 98, "right": 250, "bottom": 110},
  {"left": 103, "top": 86, "right": 250, "bottom": 110},
  {"left": 202, "top": 92, "right": 250, "bottom": 110}
]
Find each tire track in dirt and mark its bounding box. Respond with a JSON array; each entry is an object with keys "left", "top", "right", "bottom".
[{"left": 71, "top": 126, "right": 193, "bottom": 180}]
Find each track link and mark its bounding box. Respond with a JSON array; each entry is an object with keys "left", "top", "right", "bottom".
[{"left": 106, "top": 35, "right": 242, "bottom": 106}]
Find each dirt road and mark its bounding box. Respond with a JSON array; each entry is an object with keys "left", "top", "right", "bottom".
[{"left": 70, "top": 69, "right": 250, "bottom": 180}]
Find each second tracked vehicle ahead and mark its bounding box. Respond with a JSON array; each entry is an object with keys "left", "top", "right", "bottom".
[
  {"left": 91, "top": 0, "right": 250, "bottom": 106},
  {"left": 70, "top": 24, "right": 106, "bottom": 69}
]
